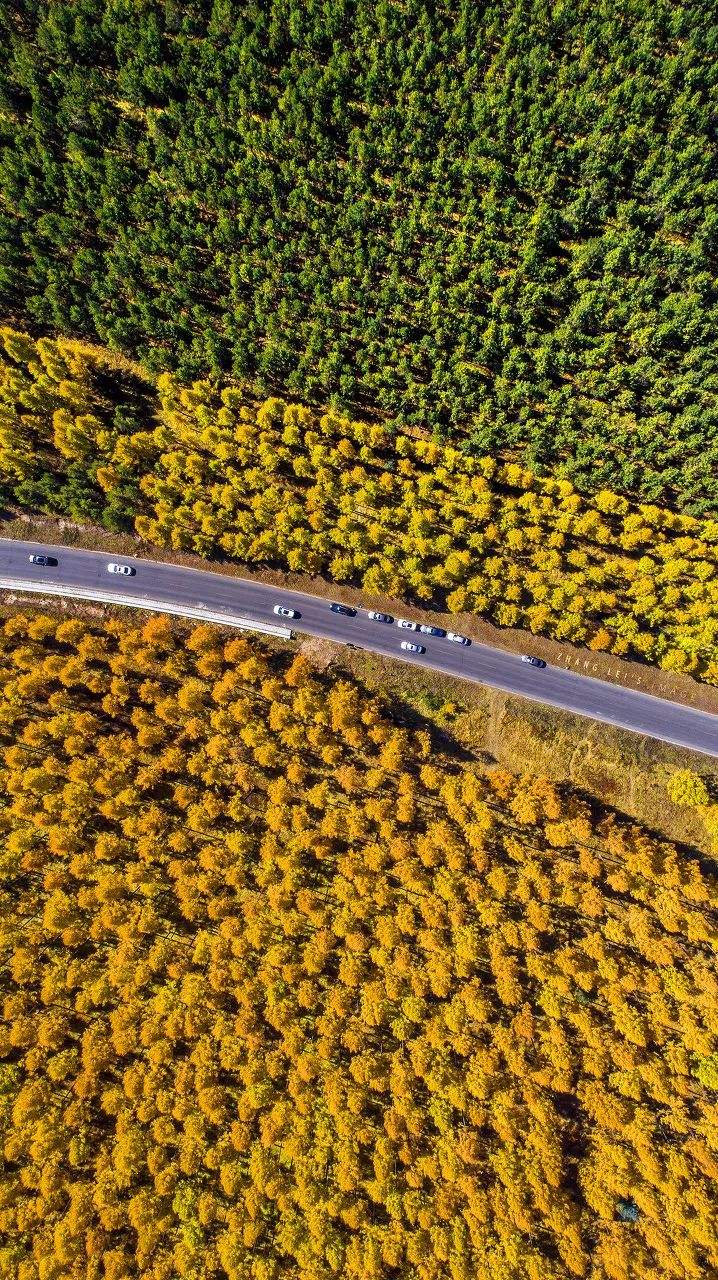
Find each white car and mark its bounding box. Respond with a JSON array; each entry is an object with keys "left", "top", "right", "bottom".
[
  {"left": 273, "top": 604, "right": 299, "bottom": 619},
  {"left": 400, "top": 640, "right": 425, "bottom": 654},
  {"left": 419, "top": 624, "right": 446, "bottom": 637},
  {"left": 368, "top": 611, "right": 393, "bottom": 623},
  {"left": 107, "top": 563, "right": 135, "bottom": 576},
  {"left": 397, "top": 619, "right": 419, "bottom": 631},
  {"left": 447, "top": 632, "right": 470, "bottom": 645}
]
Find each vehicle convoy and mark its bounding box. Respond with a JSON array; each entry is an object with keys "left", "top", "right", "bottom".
[
  {"left": 107, "top": 563, "right": 135, "bottom": 576},
  {"left": 400, "top": 640, "right": 425, "bottom": 654},
  {"left": 521, "top": 654, "right": 546, "bottom": 668},
  {"left": 273, "top": 604, "right": 299, "bottom": 618},
  {"left": 329, "top": 602, "right": 356, "bottom": 616}
]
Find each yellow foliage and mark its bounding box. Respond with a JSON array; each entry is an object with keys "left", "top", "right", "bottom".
[
  {"left": 0, "top": 612, "right": 717, "bottom": 1279},
  {"left": 2, "top": 327, "right": 718, "bottom": 681}
]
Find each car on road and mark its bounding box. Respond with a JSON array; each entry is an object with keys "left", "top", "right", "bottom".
[
  {"left": 397, "top": 619, "right": 419, "bottom": 631},
  {"left": 521, "top": 654, "right": 546, "bottom": 668},
  {"left": 447, "top": 632, "right": 470, "bottom": 645},
  {"left": 329, "top": 602, "right": 357, "bottom": 616},
  {"left": 273, "top": 605, "right": 299, "bottom": 618},
  {"left": 368, "top": 611, "right": 393, "bottom": 623},
  {"left": 419, "top": 624, "right": 446, "bottom": 637},
  {"left": 28, "top": 554, "right": 56, "bottom": 566},
  {"left": 400, "top": 640, "right": 425, "bottom": 654},
  {"left": 107, "top": 563, "right": 135, "bottom": 576}
]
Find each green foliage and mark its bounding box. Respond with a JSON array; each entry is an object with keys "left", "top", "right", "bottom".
[
  {"left": 1, "top": 2, "right": 718, "bottom": 510},
  {"left": 3, "top": 329, "right": 718, "bottom": 684},
  {"left": 0, "top": 327, "right": 148, "bottom": 529}
]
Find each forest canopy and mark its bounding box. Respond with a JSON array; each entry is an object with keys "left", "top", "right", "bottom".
[
  {"left": 1, "top": 0, "right": 718, "bottom": 508},
  {"left": 3, "top": 5, "right": 718, "bottom": 1279},
  {"left": 2, "top": 328, "right": 718, "bottom": 683},
  {"left": 2, "top": 610, "right": 718, "bottom": 1280}
]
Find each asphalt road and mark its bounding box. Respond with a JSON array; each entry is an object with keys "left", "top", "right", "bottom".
[{"left": 3, "top": 538, "right": 718, "bottom": 759}]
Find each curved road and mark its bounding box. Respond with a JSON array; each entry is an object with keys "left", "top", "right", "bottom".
[{"left": 2, "top": 538, "right": 718, "bottom": 759}]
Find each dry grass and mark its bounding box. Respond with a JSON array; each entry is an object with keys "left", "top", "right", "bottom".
[
  {"left": 333, "top": 645, "right": 715, "bottom": 855},
  {"left": 4, "top": 503, "right": 718, "bottom": 838},
  {"left": 2, "top": 538, "right": 713, "bottom": 855}
]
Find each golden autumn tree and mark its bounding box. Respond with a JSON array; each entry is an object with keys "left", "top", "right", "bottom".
[{"left": 0, "top": 609, "right": 717, "bottom": 1280}]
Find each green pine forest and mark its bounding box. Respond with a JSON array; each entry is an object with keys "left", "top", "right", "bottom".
[{"left": 2, "top": 0, "right": 718, "bottom": 511}]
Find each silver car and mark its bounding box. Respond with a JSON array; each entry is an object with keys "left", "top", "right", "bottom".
[
  {"left": 419, "top": 624, "right": 446, "bottom": 637},
  {"left": 447, "top": 632, "right": 470, "bottom": 645},
  {"left": 400, "top": 640, "right": 425, "bottom": 654},
  {"left": 368, "top": 611, "right": 393, "bottom": 623}
]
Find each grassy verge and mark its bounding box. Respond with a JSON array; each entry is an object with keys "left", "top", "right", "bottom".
[{"left": 328, "top": 641, "right": 715, "bottom": 855}]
